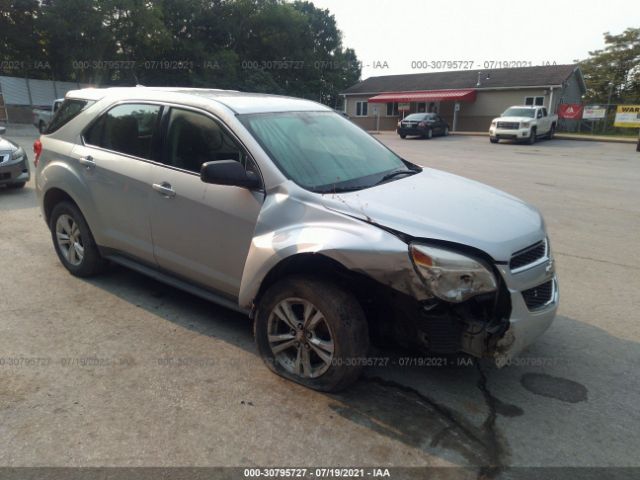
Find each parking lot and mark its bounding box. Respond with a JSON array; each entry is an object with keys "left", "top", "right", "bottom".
[{"left": 1, "top": 128, "right": 639, "bottom": 475}]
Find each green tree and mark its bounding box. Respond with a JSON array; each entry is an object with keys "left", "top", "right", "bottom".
[{"left": 579, "top": 28, "right": 640, "bottom": 104}]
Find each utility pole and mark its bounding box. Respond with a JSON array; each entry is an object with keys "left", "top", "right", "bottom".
[{"left": 603, "top": 82, "right": 614, "bottom": 134}]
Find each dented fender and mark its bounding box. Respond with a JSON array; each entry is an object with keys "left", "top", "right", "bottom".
[{"left": 237, "top": 184, "right": 428, "bottom": 310}]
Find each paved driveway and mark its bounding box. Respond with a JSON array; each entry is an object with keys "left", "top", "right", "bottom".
[{"left": 1, "top": 128, "right": 638, "bottom": 477}]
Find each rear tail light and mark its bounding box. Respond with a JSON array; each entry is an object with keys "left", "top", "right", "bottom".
[{"left": 33, "top": 139, "right": 42, "bottom": 167}]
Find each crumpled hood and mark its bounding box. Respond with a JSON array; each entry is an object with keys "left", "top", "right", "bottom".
[{"left": 320, "top": 168, "right": 545, "bottom": 262}]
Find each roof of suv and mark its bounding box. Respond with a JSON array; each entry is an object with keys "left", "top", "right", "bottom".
[{"left": 64, "top": 86, "right": 332, "bottom": 115}]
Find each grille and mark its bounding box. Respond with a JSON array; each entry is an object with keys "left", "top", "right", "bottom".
[
  {"left": 0, "top": 172, "right": 10, "bottom": 180},
  {"left": 522, "top": 280, "right": 554, "bottom": 310},
  {"left": 497, "top": 121, "right": 520, "bottom": 129},
  {"left": 510, "top": 240, "right": 547, "bottom": 272}
]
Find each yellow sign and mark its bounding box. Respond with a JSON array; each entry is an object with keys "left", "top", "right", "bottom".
[{"left": 613, "top": 105, "right": 640, "bottom": 128}]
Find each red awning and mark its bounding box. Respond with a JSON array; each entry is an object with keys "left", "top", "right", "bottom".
[{"left": 368, "top": 89, "right": 477, "bottom": 103}]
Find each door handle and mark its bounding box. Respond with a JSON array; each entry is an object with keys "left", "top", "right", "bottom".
[
  {"left": 78, "top": 155, "right": 95, "bottom": 168},
  {"left": 152, "top": 182, "right": 176, "bottom": 198}
]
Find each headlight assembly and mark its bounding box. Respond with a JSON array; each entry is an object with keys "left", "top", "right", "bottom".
[
  {"left": 11, "top": 147, "right": 25, "bottom": 161},
  {"left": 410, "top": 244, "right": 497, "bottom": 303},
  {"left": 520, "top": 121, "right": 531, "bottom": 128}
]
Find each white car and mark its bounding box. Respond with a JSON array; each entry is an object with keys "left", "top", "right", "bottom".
[{"left": 489, "top": 105, "right": 557, "bottom": 144}]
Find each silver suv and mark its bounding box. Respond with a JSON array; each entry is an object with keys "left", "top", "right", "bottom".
[{"left": 35, "top": 87, "right": 558, "bottom": 391}]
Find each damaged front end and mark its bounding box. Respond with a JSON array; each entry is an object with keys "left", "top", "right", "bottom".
[{"left": 360, "top": 240, "right": 514, "bottom": 361}]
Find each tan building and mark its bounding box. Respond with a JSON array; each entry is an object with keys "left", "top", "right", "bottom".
[{"left": 340, "top": 65, "right": 586, "bottom": 132}]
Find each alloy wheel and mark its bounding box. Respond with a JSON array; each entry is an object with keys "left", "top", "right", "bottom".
[
  {"left": 55, "top": 214, "right": 84, "bottom": 266},
  {"left": 267, "top": 297, "right": 334, "bottom": 378}
]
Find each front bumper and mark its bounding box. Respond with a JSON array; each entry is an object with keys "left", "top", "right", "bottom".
[
  {"left": 489, "top": 127, "right": 531, "bottom": 141},
  {"left": 0, "top": 156, "right": 30, "bottom": 185},
  {"left": 398, "top": 127, "right": 429, "bottom": 136},
  {"left": 492, "top": 259, "right": 558, "bottom": 365}
]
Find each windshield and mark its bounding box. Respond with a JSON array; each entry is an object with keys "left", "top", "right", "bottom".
[
  {"left": 240, "top": 111, "right": 413, "bottom": 192},
  {"left": 403, "top": 113, "right": 429, "bottom": 121},
  {"left": 502, "top": 108, "right": 535, "bottom": 118}
]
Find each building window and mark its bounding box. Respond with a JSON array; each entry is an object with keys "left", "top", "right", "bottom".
[
  {"left": 386, "top": 102, "right": 399, "bottom": 116},
  {"left": 356, "top": 101, "right": 368, "bottom": 116},
  {"left": 525, "top": 96, "right": 545, "bottom": 106}
]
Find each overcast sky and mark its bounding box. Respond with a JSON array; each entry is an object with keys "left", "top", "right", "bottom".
[{"left": 310, "top": 0, "right": 640, "bottom": 79}]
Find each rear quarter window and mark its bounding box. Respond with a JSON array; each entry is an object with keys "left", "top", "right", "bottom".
[{"left": 45, "top": 99, "right": 94, "bottom": 134}]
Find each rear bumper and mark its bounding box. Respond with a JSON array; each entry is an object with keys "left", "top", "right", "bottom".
[{"left": 0, "top": 157, "right": 30, "bottom": 185}]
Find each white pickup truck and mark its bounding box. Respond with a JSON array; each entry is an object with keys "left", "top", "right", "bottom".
[
  {"left": 489, "top": 105, "right": 557, "bottom": 144},
  {"left": 32, "top": 98, "right": 64, "bottom": 133}
]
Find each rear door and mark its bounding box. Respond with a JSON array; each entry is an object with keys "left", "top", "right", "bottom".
[
  {"left": 149, "top": 107, "right": 263, "bottom": 298},
  {"left": 71, "top": 103, "right": 162, "bottom": 263}
]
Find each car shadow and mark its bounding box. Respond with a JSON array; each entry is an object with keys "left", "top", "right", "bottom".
[{"left": 82, "top": 267, "right": 637, "bottom": 477}]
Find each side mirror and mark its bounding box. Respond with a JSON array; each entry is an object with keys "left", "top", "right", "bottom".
[
  {"left": 200, "top": 160, "right": 260, "bottom": 189},
  {"left": 0, "top": 125, "right": 6, "bottom": 135}
]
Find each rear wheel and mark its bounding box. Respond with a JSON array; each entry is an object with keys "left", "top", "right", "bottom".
[
  {"left": 255, "top": 275, "right": 369, "bottom": 392},
  {"left": 548, "top": 124, "right": 555, "bottom": 139},
  {"left": 50, "top": 201, "right": 107, "bottom": 277},
  {"left": 38, "top": 121, "right": 46, "bottom": 134},
  {"left": 443, "top": 127, "right": 449, "bottom": 136}
]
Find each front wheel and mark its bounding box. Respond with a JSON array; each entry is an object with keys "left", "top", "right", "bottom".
[
  {"left": 255, "top": 275, "right": 369, "bottom": 392},
  {"left": 490, "top": 137, "right": 499, "bottom": 144},
  {"left": 424, "top": 128, "right": 433, "bottom": 139},
  {"left": 49, "top": 201, "right": 107, "bottom": 277},
  {"left": 443, "top": 127, "right": 449, "bottom": 136},
  {"left": 527, "top": 128, "right": 537, "bottom": 145},
  {"left": 399, "top": 134, "right": 406, "bottom": 139},
  {"left": 38, "top": 121, "right": 46, "bottom": 134}
]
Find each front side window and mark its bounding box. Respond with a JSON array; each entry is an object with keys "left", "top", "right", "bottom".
[
  {"left": 164, "top": 108, "right": 246, "bottom": 174},
  {"left": 84, "top": 103, "right": 161, "bottom": 160},
  {"left": 240, "top": 111, "right": 412, "bottom": 193}
]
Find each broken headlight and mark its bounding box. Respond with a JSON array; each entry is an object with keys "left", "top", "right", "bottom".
[{"left": 410, "top": 244, "right": 497, "bottom": 303}]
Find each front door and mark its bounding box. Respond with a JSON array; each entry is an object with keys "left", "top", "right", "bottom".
[{"left": 149, "top": 107, "right": 263, "bottom": 298}]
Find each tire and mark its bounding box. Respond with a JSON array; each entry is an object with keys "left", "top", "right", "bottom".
[
  {"left": 400, "top": 134, "right": 406, "bottom": 139},
  {"left": 255, "top": 275, "right": 369, "bottom": 392},
  {"left": 443, "top": 127, "right": 449, "bottom": 136},
  {"left": 425, "top": 128, "right": 433, "bottom": 139},
  {"left": 49, "top": 201, "right": 107, "bottom": 277},
  {"left": 548, "top": 124, "right": 555, "bottom": 140},
  {"left": 527, "top": 128, "right": 537, "bottom": 145},
  {"left": 39, "top": 121, "right": 46, "bottom": 134},
  {"left": 7, "top": 182, "right": 26, "bottom": 189},
  {"left": 490, "top": 137, "right": 499, "bottom": 144}
]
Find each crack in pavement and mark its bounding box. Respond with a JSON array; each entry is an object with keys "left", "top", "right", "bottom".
[{"left": 356, "top": 362, "right": 512, "bottom": 480}]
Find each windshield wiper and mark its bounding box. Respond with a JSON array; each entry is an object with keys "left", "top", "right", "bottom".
[{"left": 374, "top": 169, "right": 417, "bottom": 186}]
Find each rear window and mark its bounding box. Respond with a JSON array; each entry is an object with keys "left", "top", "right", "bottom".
[{"left": 45, "top": 99, "right": 94, "bottom": 134}]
